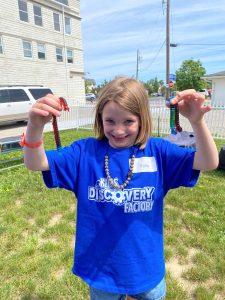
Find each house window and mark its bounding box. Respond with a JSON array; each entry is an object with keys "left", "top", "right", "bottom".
[
  {"left": 64, "top": 16, "right": 71, "bottom": 34},
  {"left": 67, "top": 49, "right": 73, "bottom": 63},
  {"left": 18, "top": 0, "right": 28, "bottom": 22},
  {"left": 56, "top": 47, "right": 63, "bottom": 62},
  {"left": 53, "top": 12, "right": 61, "bottom": 32},
  {"left": 23, "top": 40, "right": 32, "bottom": 58},
  {"left": 33, "top": 5, "right": 43, "bottom": 26},
  {"left": 37, "top": 43, "right": 46, "bottom": 60},
  {"left": 0, "top": 36, "right": 3, "bottom": 54},
  {"left": 54, "top": 0, "right": 68, "bottom": 5}
]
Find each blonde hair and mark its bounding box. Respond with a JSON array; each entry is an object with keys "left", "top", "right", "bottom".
[{"left": 94, "top": 76, "right": 152, "bottom": 149}]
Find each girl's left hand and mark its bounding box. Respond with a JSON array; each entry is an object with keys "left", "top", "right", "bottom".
[{"left": 169, "top": 89, "right": 211, "bottom": 125}]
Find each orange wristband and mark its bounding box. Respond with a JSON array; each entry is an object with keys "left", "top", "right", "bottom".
[{"left": 19, "top": 133, "right": 43, "bottom": 148}]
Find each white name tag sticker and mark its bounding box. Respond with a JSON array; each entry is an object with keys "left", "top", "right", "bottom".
[{"left": 131, "top": 157, "right": 157, "bottom": 173}]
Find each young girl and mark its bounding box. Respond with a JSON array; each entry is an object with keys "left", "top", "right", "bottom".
[{"left": 22, "top": 77, "right": 218, "bottom": 300}]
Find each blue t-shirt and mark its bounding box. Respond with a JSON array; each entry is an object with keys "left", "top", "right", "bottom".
[{"left": 42, "top": 137, "right": 200, "bottom": 294}]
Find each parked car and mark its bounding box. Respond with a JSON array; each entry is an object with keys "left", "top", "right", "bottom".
[
  {"left": 0, "top": 85, "right": 53, "bottom": 124},
  {"left": 198, "top": 89, "right": 209, "bottom": 97},
  {"left": 85, "top": 93, "right": 96, "bottom": 102}
]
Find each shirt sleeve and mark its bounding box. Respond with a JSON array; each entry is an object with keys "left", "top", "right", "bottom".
[
  {"left": 161, "top": 140, "right": 200, "bottom": 193},
  {"left": 42, "top": 141, "right": 81, "bottom": 192}
]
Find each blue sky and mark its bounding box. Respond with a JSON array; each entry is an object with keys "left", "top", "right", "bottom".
[{"left": 80, "top": 0, "right": 225, "bottom": 85}]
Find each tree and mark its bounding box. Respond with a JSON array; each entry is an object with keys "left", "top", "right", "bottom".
[
  {"left": 176, "top": 59, "right": 206, "bottom": 91},
  {"left": 95, "top": 79, "right": 109, "bottom": 94},
  {"left": 85, "top": 80, "right": 91, "bottom": 94},
  {"left": 85, "top": 78, "right": 97, "bottom": 94},
  {"left": 143, "top": 77, "right": 164, "bottom": 95}
]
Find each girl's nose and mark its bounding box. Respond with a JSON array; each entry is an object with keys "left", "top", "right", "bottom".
[{"left": 113, "top": 125, "right": 124, "bottom": 136}]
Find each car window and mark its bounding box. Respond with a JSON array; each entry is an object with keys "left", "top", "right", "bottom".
[
  {"left": 9, "top": 89, "right": 30, "bottom": 102},
  {"left": 0, "top": 89, "right": 10, "bottom": 103},
  {"left": 28, "top": 88, "right": 53, "bottom": 100}
]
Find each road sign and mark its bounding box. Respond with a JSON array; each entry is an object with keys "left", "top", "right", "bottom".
[{"left": 169, "top": 74, "right": 176, "bottom": 81}]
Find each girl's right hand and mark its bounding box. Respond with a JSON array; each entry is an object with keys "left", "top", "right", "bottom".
[{"left": 28, "top": 94, "right": 62, "bottom": 128}]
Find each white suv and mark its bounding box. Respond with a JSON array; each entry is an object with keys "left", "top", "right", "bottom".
[
  {"left": 0, "top": 86, "right": 53, "bottom": 124},
  {"left": 198, "top": 89, "right": 209, "bottom": 97}
]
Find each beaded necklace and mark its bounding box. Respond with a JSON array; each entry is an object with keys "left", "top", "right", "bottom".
[{"left": 104, "top": 146, "right": 137, "bottom": 190}]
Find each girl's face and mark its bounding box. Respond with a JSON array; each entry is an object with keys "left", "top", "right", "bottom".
[{"left": 102, "top": 101, "right": 140, "bottom": 148}]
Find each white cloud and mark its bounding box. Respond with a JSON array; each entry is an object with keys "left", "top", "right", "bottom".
[{"left": 81, "top": 0, "right": 225, "bottom": 84}]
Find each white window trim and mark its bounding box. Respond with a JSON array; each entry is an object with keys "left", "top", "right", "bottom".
[
  {"left": 67, "top": 49, "right": 73, "bottom": 63},
  {"left": 22, "top": 40, "right": 33, "bottom": 58},
  {"left": 64, "top": 16, "right": 71, "bottom": 35},
  {"left": 18, "top": 0, "right": 29, "bottom": 22},
  {"left": 33, "top": 4, "right": 43, "bottom": 27},
  {"left": 56, "top": 47, "right": 63, "bottom": 62},
  {"left": 37, "top": 43, "right": 46, "bottom": 60},
  {"left": 53, "top": 12, "right": 61, "bottom": 32}
]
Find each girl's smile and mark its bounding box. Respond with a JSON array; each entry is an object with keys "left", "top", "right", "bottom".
[{"left": 102, "top": 102, "right": 140, "bottom": 148}]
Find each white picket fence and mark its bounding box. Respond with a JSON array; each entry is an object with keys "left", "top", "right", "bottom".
[{"left": 44, "top": 102, "right": 225, "bottom": 139}]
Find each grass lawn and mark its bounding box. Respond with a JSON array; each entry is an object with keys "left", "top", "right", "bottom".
[{"left": 0, "top": 129, "right": 224, "bottom": 300}]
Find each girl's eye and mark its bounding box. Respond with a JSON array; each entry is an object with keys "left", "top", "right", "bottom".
[
  {"left": 105, "top": 119, "right": 114, "bottom": 124},
  {"left": 125, "top": 120, "right": 134, "bottom": 124}
]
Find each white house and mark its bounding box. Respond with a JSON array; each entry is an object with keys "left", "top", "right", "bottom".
[
  {"left": 202, "top": 71, "right": 225, "bottom": 106},
  {"left": 0, "top": 0, "right": 85, "bottom": 105},
  {"left": 85, "top": 78, "right": 96, "bottom": 92}
]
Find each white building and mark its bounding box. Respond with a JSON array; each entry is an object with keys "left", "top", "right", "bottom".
[
  {"left": 85, "top": 78, "right": 96, "bottom": 92},
  {"left": 202, "top": 71, "right": 225, "bottom": 106},
  {"left": 0, "top": 0, "right": 85, "bottom": 105}
]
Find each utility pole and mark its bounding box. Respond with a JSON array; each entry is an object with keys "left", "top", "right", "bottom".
[
  {"left": 136, "top": 49, "right": 140, "bottom": 80},
  {"left": 165, "top": 0, "right": 170, "bottom": 101}
]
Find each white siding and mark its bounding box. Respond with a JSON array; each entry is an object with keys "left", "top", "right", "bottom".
[
  {"left": 0, "top": 0, "right": 85, "bottom": 105},
  {"left": 212, "top": 78, "right": 225, "bottom": 106}
]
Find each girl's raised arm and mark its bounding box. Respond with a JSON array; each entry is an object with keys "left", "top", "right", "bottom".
[
  {"left": 170, "top": 90, "right": 219, "bottom": 171},
  {"left": 22, "top": 94, "right": 62, "bottom": 171}
]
